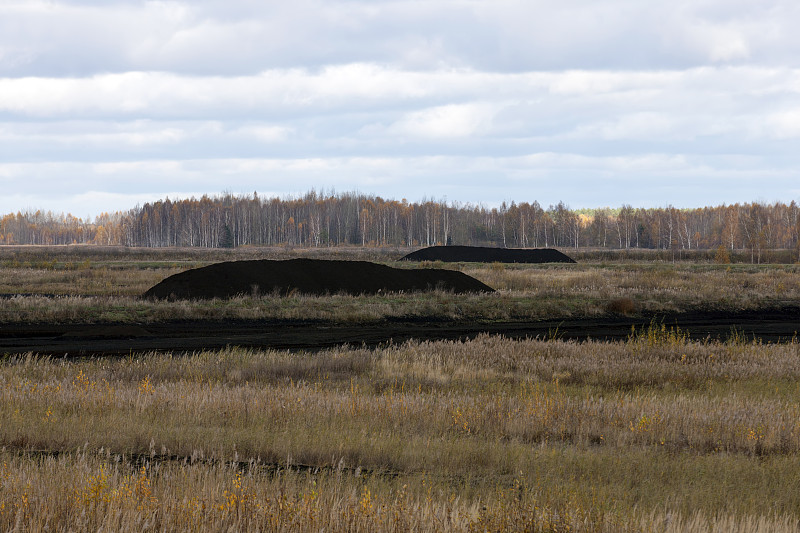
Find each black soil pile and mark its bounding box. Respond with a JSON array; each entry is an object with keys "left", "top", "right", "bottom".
[
  {"left": 401, "top": 246, "right": 576, "bottom": 263},
  {"left": 143, "top": 258, "right": 494, "bottom": 300}
]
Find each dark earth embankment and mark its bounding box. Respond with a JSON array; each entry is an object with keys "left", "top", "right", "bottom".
[
  {"left": 1, "top": 307, "right": 798, "bottom": 356},
  {"left": 401, "top": 246, "right": 576, "bottom": 263},
  {"left": 142, "top": 258, "right": 493, "bottom": 300}
]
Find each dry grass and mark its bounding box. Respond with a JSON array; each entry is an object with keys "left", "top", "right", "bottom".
[
  {"left": 2, "top": 246, "right": 800, "bottom": 529},
  {"left": 0, "top": 245, "right": 409, "bottom": 297},
  {"left": 466, "top": 262, "right": 800, "bottom": 313},
  {"left": 0, "top": 251, "right": 799, "bottom": 324},
  {"left": 1, "top": 333, "right": 800, "bottom": 530},
  {"left": 1, "top": 452, "right": 797, "bottom": 532}
]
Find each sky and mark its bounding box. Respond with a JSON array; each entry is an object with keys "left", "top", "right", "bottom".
[{"left": 1, "top": 0, "right": 799, "bottom": 219}]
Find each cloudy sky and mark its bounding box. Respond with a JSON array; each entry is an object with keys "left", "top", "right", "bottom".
[{"left": 1, "top": 0, "right": 799, "bottom": 218}]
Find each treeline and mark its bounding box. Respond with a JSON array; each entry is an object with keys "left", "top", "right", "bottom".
[{"left": 1, "top": 191, "right": 799, "bottom": 262}]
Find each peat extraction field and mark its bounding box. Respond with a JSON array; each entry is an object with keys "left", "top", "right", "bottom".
[{"left": 1, "top": 245, "right": 800, "bottom": 531}]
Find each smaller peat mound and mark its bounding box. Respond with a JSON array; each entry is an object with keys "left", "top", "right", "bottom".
[
  {"left": 401, "top": 246, "right": 576, "bottom": 264},
  {"left": 142, "top": 258, "right": 493, "bottom": 300}
]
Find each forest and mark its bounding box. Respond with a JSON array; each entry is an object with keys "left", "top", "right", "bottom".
[{"left": 1, "top": 191, "right": 799, "bottom": 262}]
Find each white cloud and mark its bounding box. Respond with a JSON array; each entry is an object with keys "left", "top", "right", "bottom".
[
  {"left": 2, "top": 66, "right": 798, "bottom": 122},
  {"left": 0, "top": 67, "right": 439, "bottom": 118},
  {"left": 0, "top": 152, "right": 795, "bottom": 216},
  {"left": 570, "top": 113, "right": 680, "bottom": 141},
  {"left": 706, "top": 28, "right": 751, "bottom": 62},
  {"left": 0, "top": 191, "right": 208, "bottom": 220},
  {"left": 0, "top": 124, "right": 186, "bottom": 146},
  {"left": 765, "top": 109, "right": 800, "bottom": 139},
  {"left": 1, "top": 1, "right": 799, "bottom": 215},
  {"left": 3, "top": 0, "right": 800, "bottom": 77},
  {"left": 387, "top": 103, "right": 497, "bottom": 139},
  {"left": 236, "top": 125, "right": 292, "bottom": 143}
]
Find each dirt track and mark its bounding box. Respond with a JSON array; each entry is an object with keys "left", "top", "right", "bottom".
[{"left": 1, "top": 307, "right": 798, "bottom": 356}]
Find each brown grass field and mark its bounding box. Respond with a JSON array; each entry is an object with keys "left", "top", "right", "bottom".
[
  {"left": 0, "top": 245, "right": 799, "bottom": 325},
  {"left": 1, "top": 245, "right": 799, "bottom": 531}
]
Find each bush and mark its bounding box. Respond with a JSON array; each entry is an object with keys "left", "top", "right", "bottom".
[
  {"left": 606, "top": 296, "right": 636, "bottom": 315},
  {"left": 714, "top": 245, "right": 731, "bottom": 264}
]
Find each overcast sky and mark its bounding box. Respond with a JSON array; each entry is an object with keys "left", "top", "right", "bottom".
[{"left": 2, "top": 0, "right": 799, "bottom": 218}]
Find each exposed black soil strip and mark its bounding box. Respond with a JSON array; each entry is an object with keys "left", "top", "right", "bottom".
[
  {"left": 401, "top": 246, "right": 576, "bottom": 263},
  {"left": 4, "top": 446, "right": 400, "bottom": 479},
  {"left": 143, "top": 259, "right": 493, "bottom": 299},
  {"left": 1, "top": 307, "right": 798, "bottom": 356}
]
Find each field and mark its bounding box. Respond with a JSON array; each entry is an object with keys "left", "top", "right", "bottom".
[
  {"left": 1, "top": 245, "right": 799, "bottom": 326},
  {"left": 1, "top": 245, "right": 799, "bottom": 531}
]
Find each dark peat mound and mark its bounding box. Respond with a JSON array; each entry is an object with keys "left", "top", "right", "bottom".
[
  {"left": 142, "top": 258, "right": 494, "bottom": 300},
  {"left": 401, "top": 245, "right": 576, "bottom": 264}
]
